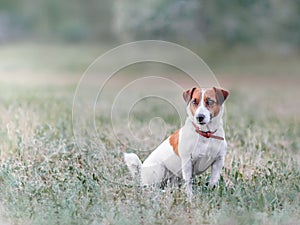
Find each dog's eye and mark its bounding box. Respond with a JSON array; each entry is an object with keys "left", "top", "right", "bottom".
[
  {"left": 206, "top": 99, "right": 215, "bottom": 107},
  {"left": 192, "top": 99, "right": 198, "bottom": 106}
]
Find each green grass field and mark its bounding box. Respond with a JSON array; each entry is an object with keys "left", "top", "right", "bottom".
[{"left": 0, "top": 44, "right": 299, "bottom": 225}]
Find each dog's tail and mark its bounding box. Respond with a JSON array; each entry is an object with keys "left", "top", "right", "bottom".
[{"left": 124, "top": 153, "right": 142, "bottom": 178}]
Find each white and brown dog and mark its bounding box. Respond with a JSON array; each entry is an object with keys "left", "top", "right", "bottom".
[{"left": 124, "top": 86, "right": 229, "bottom": 199}]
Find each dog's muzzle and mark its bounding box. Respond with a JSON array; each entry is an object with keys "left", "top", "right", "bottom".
[{"left": 196, "top": 114, "right": 205, "bottom": 124}]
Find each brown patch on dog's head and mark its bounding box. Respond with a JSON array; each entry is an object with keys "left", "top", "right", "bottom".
[
  {"left": 213, "top": 87, "right": 229, "bottom": 105},
  {"left": 169, "top": 129, "right": 180, "bottom": 156},
  {"left": 183, "top": 87, "right": 203, "bottom": 117},
  {"left": 204, "top": 88, "right": 220, "bottom": 117},
  {"left": 204, "top": 87, "right": 229, "bottom": 117},
  {"left": 183, "top": 87, "right": 196, "bottom": 103},
  {"left": 189, "top": 88, "right": 202, "bottom": 117}
]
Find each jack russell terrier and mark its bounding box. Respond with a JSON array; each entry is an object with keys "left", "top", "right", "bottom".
[{"left": 124, "top": 86, "right": 229, "bottom": 199}]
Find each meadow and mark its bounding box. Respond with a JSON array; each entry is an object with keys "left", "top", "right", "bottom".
[{"left": 0, "top": 44, "right": 299, "bottom": 225}]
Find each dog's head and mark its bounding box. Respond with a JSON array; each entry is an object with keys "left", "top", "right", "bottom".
[{"left": 183, "top": 87, "right": 229, "bottom": 125}]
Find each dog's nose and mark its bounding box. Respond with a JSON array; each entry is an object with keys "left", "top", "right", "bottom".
[{"left": 196, "top": 114, "right": 205, "bottom": 123}]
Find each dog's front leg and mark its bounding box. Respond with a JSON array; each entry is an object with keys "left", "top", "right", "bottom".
[
  {"left": 181, "top": 158, "right": 193, "bottom": 201},
  {"left": 209, "top": 156, "right": 224, "bottom": 187}
]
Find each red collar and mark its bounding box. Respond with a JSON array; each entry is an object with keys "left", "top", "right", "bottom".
[{"left": 192, "top": 122, "right": 224, "bottom": 141}]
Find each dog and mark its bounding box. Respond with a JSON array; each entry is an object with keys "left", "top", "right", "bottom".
[{"left": 124, "top": 86, "right": 229, "bottom": 200}]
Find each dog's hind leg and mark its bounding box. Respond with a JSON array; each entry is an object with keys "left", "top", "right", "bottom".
[{"left": 140, "top": 163, "right": 166, "bottom": 186}]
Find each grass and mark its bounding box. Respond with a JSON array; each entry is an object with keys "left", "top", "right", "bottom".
[{"left": 0, "top": 44, "right": 299, "bottom": 224}]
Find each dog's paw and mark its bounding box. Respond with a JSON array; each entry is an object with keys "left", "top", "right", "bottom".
[{"left": 208, "top": 180, "right": 220, "bottom": 190}]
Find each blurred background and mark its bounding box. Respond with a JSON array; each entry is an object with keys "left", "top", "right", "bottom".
[
  {"left": 1, "top": 0, "right": 300, "bottom": 48},
  {"left": 1, "top": 0, "right": 299, "bottom": 62},
  {"left": 0, "top": 0, "right": 299, "bottom": 117}
]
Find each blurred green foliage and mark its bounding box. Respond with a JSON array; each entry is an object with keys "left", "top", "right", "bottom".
[
  {"left": 0, "top": 0, "right": 114, "bottom": 42},
  {"left": 0, "top": 0, "right": 299, "bottom": 48}
]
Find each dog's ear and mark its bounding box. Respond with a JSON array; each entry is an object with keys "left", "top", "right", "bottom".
[
  {"left": 213, "top": 87, "right": 229, "bottom": 105},
  {"left": 183, "top": 87, "right": 196, "bottom": 104}
]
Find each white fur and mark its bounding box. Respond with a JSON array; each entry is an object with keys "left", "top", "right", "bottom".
[
  {"left": 124, "top": 153, "right": 142, "bottom": 177},
  {"left": 124, "top": 90, "right": 227, "bottom": 201},
  {"left": 194, "top": 89, "right": 211, "bottom": 125}
]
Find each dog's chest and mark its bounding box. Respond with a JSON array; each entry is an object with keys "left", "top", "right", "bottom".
[
  {"left": 179, "top": 128, "right": 224, "bottom": 173},
  {"left": 192, "top": 138, "right": 220, "bottom": 159},
  {"left": 181, "top": 128, "right": 222, "bottom": 158},
  {"left": 191, "top": 139, "right": 221, "bottom": 173}
]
